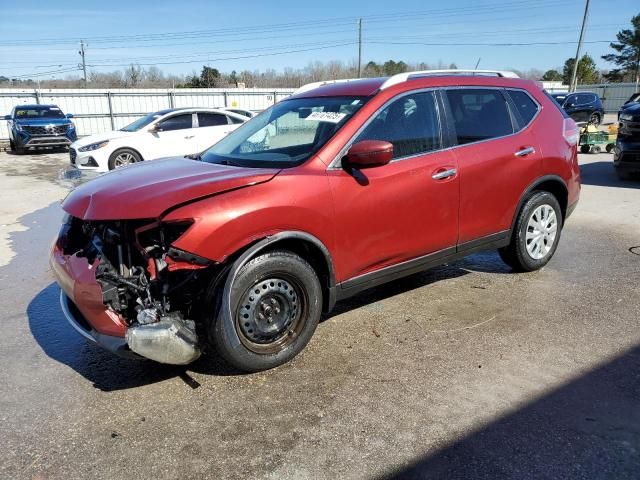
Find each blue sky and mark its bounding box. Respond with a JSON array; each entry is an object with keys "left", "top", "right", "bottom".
[{"left": 0, "top": 0, "right": 637, "bottom": 79}]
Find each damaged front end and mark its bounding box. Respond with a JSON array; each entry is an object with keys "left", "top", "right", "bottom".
[{"left": 54, "top": 215, "right": 214, "bottom": 364}]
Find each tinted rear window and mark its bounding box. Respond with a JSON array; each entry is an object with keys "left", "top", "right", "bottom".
[
  {"left": 507, "top": 90, "right": 539, "bottom": 126},
  {"left": 197, "top": 112, "right": 228, "bottom": 127},
  {"left": 446, "top": 89, "right": 513, "bottom": 145}
]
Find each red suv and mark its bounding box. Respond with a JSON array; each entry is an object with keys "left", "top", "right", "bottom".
[{"left": 51, "top": 70, "right": 581, "bottom": 372}]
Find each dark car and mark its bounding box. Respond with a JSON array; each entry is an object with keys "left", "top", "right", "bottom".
[
  {"left": 618, "top": 92, "right": 640, "bottom": 120},
  {"left": 615, "top": 101, "right": 640, "bottom": 179},
  {"left": 550, "top": 92, "right": 604, "bottom": 125},
  {"left": 51, "top": 70, "right": 580, "bottom": 372},
  {"left": 4, "top": 104, "right": 77, "bottom": 154}
]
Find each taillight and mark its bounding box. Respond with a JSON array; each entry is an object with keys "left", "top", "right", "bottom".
[{"left": 563, "top": 118, "right": 579, "bottom": 146}]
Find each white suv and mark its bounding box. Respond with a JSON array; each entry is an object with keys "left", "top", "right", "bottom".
[{"left": 70, "top": 107, "right": 247, "bottom": 171}]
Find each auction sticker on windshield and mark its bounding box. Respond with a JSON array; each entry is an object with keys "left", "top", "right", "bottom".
[{"left": 305, "top": 111, "right": 347, "bottom": 123}]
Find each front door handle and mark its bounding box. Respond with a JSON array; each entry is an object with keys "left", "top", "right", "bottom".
[
  {"left": 184, "top": 135, "right": 195, "bottom": 139},
  {"left": 432, "top": 168, "right": 457, "bottom": 180},
  {"left": 514, "top": 146, "right": 536, "bottom": 157}
]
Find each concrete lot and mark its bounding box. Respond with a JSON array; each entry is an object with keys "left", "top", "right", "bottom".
[{"left": 0, "top": 148, "right": 638, "bottom": 479}]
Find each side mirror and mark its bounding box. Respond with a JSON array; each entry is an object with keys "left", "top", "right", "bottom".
[
  {"left": 565, "top": 101, "right": 575, "bottom": 108},
  {"left": 149, "top": 124, "right": 161, "bottom": 133},
  {"left": 343, "top": 140, "right": 393, "bottom": 169},
  {"left": 3, "top": 115, "right": 11, "bottom": 120},
  {"left": 66, "top": 113, "right": 74, "bottom": 118}
]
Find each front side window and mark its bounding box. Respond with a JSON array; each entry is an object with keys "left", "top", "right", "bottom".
[
  {"left": 158, "top": 114, "right": 193, "bottom": 131},
  {"left": 354, "top": 91, "right": 441, "bottom": 159},
  {"left": 446, "top": 89, "right": 513, "bottom": 145},
  {"left": 507, "top": 89, "right": 539, "bottom": 126},
  {"left": 201, "top": 96, "right": 367, "bottom": 168},
  {"left": 197, "top": 112, "right": 228, "bottom": 127}
]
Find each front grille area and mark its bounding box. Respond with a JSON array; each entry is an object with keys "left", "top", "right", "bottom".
[
  {"left": 23, "top": 124, "right": 68, "bottom": 135},
  {"left": 70, "top": 148, "right": 77, "bottom": 164}
]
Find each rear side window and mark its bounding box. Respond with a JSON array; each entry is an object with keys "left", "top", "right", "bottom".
[
  {"left": 158, "top": 114, "right": 193, "bottom": 131},
  {"left": 354, "top": 91, "right": 441, "bottom": 159},
  {"left": 507, "top": 89, "right": 539, "bottom": 126},
  {"left": 197, "top": 112, "right": 228, "bottom": 127},
  {"left": 446, "top": 89, "right": 513, "bottom": 145}
]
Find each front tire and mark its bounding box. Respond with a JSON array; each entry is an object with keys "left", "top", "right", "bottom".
[
  {"left": 499, "top": 191, "right": 563, "bottom": 272},
  {"left": 108, "top": 148, "right": 141, "bottom": 170},
  {"left": 212, "top": 250, "right": 322, "bottom": 372}
]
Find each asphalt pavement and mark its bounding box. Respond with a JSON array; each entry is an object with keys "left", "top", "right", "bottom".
[{"left": 0, "top": 148, "right": 638, "bottom": 480}]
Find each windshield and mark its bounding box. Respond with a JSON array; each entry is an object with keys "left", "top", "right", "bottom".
[
  {"left": 200, "top": 96, "right": 367, "bottom": 168},
  {"left": 121, "top": 113, "right": 162, "bottom": 132},
  {"left": 15, "top": 106, "right": 65, "bottom": 119}
]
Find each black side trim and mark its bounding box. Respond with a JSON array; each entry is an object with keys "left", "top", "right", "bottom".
[{"left": 336, "top": 230, "right": 511, "bottom": 301}]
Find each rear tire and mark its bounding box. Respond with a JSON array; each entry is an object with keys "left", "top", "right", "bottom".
[
  {"left": 499, "top": 191, "right": 563, "bottom": 272},
  {"left": 580, "top": 145, "right": 590, "bottom": 154},
  {"left": 108, "top": 148, "right": 141, "bottom": 170},
  {"left": 211, "top": 250, "right": 322, "bottom": 372}
]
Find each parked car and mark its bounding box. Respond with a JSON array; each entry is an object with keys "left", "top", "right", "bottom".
[
  {"left": 618, "top": 92, "right": 640, "bottom": 120},
  {"left": 549, "top": 92, "right": 604, "bottom": 125},
  {"left": 70, "top": 107, "right": 247, "bottom": 172},
  {"left": 222, "top": 107, "right": 256, "bottom": 118},
  {"left": 614, "top": 101, "right": 640, "bottom": 179},
  {"left": 51, "top": 70, "right": 580, "bottom": 372},
  {"left": 4, "top": 104, "right": 76, "bottom": 153}
]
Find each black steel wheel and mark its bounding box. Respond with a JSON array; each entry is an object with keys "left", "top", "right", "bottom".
[
  {"left": 212, "top": 250, "right": 322, "bottom": 372},
  {"left": 580, "top": 144, "right": 591, "bottom": 154}
]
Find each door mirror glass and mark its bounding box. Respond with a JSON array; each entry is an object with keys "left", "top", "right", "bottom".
[
  {"left": 344, "top": 140, "right": 393, "bottom": 168},
  {"left": 65, "top": 113, "right": 74, "bottom": 118}
]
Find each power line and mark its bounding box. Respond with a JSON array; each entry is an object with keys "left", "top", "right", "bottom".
[{"left": 0, "top": 0, "right": 573, "bottom": 47}]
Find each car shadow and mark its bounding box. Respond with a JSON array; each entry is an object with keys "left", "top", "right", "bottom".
[
  {"left": 27, "top": 283, "right": 246, "bottom": 391},
  {"left": 327, "top": 250, "right": 512, "bottom": 319},
  {"left": 580, "top": 161, "right": 640, "bottom": 189},
  {"left": 378, "top": 344, "right": 640, "bottom": 479},
  {"left": 4, "top": 147, "right": 69, "bottom": 156},
  {"left": 29, "top": 250, "right": 513, "bottom": 391}
]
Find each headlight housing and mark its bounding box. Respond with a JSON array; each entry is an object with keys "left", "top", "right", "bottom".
[
  {"left": 14, "top": 123, "right": 23, "bottom": 131},
  {"left": 619, "top": 113, "right": 633, "bottom": 121},
  {"left": 79, "top": 140, "right": 109, "bottom": 152}
]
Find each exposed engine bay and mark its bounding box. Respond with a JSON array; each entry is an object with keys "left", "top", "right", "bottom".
[{"left": 58, "top": 216, "right": 214, "bottom": 364}]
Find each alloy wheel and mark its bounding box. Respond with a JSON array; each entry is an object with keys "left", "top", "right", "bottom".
[{"left": 114, "top": 152, "right": 136, "bottom": 167}]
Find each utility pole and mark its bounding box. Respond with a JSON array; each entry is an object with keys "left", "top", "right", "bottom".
[
  {"left": 569, "top": 0, "right": 590, "bottom": 92},
  {"left": 78, "top": 40, "right": 87, "bottom": 85},
  {"left": 357, "top": 18, "right": 362, "bottom": 78}
]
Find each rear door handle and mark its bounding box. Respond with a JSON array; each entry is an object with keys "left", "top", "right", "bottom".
[
  {"left": 432, "top": 168, "right": 457, "bottom": 180},
  {"left": 514, "top": 146, "right": 536, "bottom": 157}
]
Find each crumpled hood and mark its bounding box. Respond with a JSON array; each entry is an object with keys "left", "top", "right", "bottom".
[{"left": 63, "top": 157, "right": 280, "bottom": 220}]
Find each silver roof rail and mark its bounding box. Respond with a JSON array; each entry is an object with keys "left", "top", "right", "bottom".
[
  {"left": 380, "top": 69, "right": 520, "bottom": 90},
  {"left": 294, "top": 78, "right": 360, "bottom": 95}
]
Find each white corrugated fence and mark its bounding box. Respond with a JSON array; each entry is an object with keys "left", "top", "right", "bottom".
[{"left": 0, "top": 88, "right": 295, "bottom": 140}]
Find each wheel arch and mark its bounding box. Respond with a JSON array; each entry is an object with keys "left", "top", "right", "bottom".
[
  {"left": 224, "top": 231, "right": 337, "bottom": 314},
  {"left": 109, "top": 145, "right": 145, "bottom": 161},
  {"left": 511, "top": 175, "right": 569, "bottom": 231}
]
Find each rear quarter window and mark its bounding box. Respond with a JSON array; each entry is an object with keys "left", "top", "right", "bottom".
[{"left": 507, "top": 90, "right": 539, "bottom": 126}]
